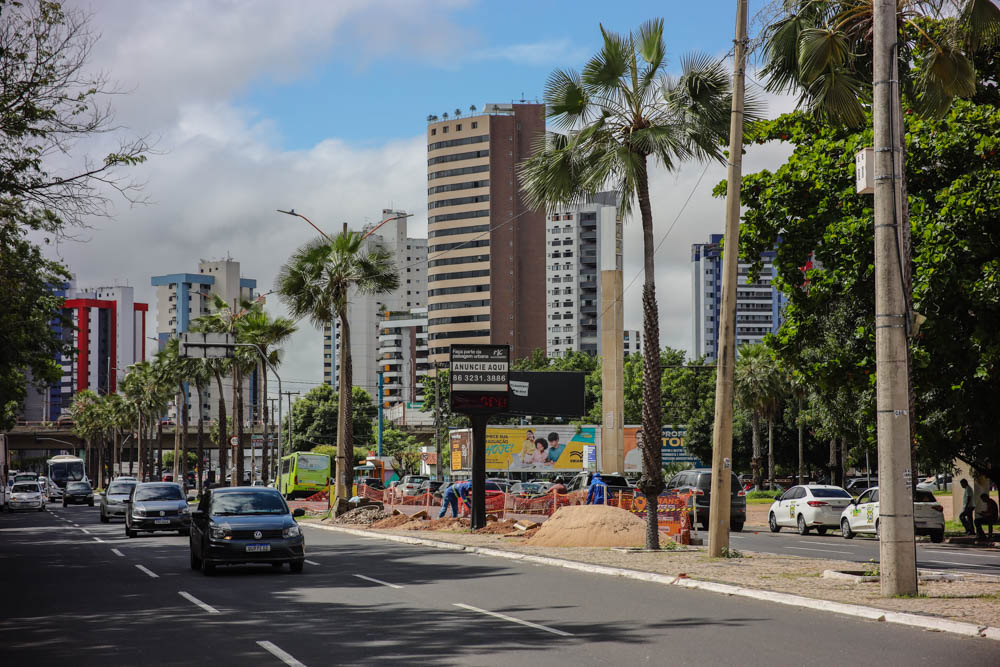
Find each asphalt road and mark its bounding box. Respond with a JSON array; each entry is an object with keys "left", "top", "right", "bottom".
[
  {"left": 2, "top": 505, "right": 998, "bottom": 666},
  {"left": 725, "top": 527, "right": 1000, "bottom": 575}
]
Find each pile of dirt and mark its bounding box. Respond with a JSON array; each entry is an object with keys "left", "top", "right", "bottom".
[
  {"left": 333, "top": 505, "right": 388, "bottom": 526},
  {"left": 474, "top": 518, "right": 519, "bottom": 535},
  {"left": 371, "top": 514, "right": 418, "bottom": 529},
  {"left": 406, "top": 517, "right": 469, "bottom": 531},
  {"left": 528, "top": 505, "right": 647, "bottom": 547}
]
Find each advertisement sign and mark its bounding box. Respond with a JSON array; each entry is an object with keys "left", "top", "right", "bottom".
[
  {"left": 450, "top": 429, "right": 471, "bottom": 472},
  {"left": 583, "top": 444, "right": 597, "bottom": 470},
  {"left": 449, "top": 344, "right": 509, "bottom": 413},
  {"left": 507, "top": 371, "right": 586, "bottom": 417},
  {"left": 483, "top": 425, "right": 594, "bottom": 472},
  {"left": 623, "top": 426, "right": 701, "bottom": 472},
  {"left": 627, "top": 491, "right": 693, "bottom": 536}
]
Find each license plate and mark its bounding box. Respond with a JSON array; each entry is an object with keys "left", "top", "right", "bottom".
[
  {"left": 246, "top": 544, "right": 271, "bottom": 553},
  {"left": 154, "top": 519, "right": 170, "bottom": 525}
]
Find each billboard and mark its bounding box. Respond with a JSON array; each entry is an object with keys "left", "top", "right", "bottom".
[
  {"left": 450, "top": 429, "right": 471, "bottom": 472},
  {"left": 450, "top": 425, "right": 596, "bottom": 472},
  {"left": 623, "top": 426, "right": 701, "bottom": 472},
  {"left": 507, "top": 371, "right": 586, "bottom": 417}
]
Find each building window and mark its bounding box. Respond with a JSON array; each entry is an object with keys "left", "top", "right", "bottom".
[
  {"left": 431, "top": 128, "right": 436, "bottom": 135},
  {"left": 443, "top": 126, "right": 449, "bottom": 133},
  {"left": 456, "top": 123, "right": 462, "bottom": 131},
  {"left": 471, "top": 121, "right": 478, "bottom": 129}
]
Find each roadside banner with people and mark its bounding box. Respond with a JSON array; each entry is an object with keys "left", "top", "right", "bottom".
[
  {"left": 450, "top": 426, "right": 594, "bottom": 472},
  {"left": 623, "top": 425, "right": 701, "bottom": 473}
]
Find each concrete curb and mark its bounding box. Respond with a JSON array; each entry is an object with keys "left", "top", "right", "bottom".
[{"left": 303, "top": 522, "right": 1000, "bottom": 641}]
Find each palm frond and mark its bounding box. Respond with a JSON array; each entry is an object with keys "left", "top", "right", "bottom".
[
  {"left": 797, "top": 26, "right": 852, "bottom": 82},
  {"left": 582, "top": 24, "right": 631, "bottom": 94},
  {"left": 545, "top": 68, "right": 589, "bottom": 131},
  {"left": 802, "top": 67, "right": 868, "bottom": 127},
  {"left": 761, "top": 14, "right": 810, "bottom": 93},
  {"left": 962, "top": 0, "right": 1000, "bottom": 50}
]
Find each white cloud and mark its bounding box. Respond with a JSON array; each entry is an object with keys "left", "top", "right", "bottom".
[{"left": 471, "top": 38, "right": 588, "bottom": 67}]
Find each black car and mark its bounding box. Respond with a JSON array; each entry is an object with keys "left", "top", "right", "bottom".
[
  {"left": 189, "top": 486, "right": 306, "bottom": 574},
  {"left": 665, "top": 468, "right": 746, "bottom": 532},
  {"left": 62, "top": 480, "right": 94, "bottom": 506},
  {"left": 125, "top": 482, "right": 191, "bottom": 538}
]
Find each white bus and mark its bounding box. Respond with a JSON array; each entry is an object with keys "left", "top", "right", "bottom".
[{"left": 46, "top": 455, "right": 86, "bottom": 501}]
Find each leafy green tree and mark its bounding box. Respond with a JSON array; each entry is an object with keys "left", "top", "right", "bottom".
[
  {"left": 734, "top": 344, "right": 783, "bottom": 490},
  {"left": 282, "top": 384, "right": 375, "bottom": 456},
  {"left": 518, "top": 19, "right": 746, "bottom": 549},
  {"left": 277, "top": 230, "right": 398, "bottom": 501},
  {"left": 381, "top": 427, "right": 422, "bottom": 477}
]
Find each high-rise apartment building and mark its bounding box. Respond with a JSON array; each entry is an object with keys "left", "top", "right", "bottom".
[
  {"left": 20, "top": 281, "right": 148, "bottom": 422},
  {"left": 377, "top": 307, "right": 429, "bottom": 407},
  {"left": 323, "top": 210, "right": 426, "bottom": 392},
  {"left": 691, "top": 233, "right": 786, "bottom": 361},
  {"left": 543, "top": 192, "right": 640, "bottom": 358},
  {"left": 151, "top": 258, "right": 257, "bottom": 420},
  {"left": 425, "top": 103, "right": 546, "bottom": 366}
]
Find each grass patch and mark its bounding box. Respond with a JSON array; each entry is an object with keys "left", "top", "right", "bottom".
[
  {"left": 746, "top": 490, "right": 782, "bottom": 501},
  {"left": 747, "top": 497, "right": 778, "bottom": 505},
  {"left": 893, "top": 592, "right": 929, "bottom": 599},
  {"left": 944, "top": 519, "right": 967, "bottom": 537}
]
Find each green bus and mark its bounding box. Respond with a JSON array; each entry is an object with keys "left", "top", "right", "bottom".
[{"left": 278, "top": 452, "right": 331, "bottom": 499}]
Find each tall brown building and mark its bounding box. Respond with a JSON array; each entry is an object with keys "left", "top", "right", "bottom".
[{"left": 425, "top": 103, "right": 546, "bottom": 366}]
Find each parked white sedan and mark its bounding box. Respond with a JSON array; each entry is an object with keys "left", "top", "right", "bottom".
[
  {"left": 840, "top": 486, "right": 945, "bottom": 543},
  {"left": 768, "top": 485, "right": 854, "bottom": 535}
]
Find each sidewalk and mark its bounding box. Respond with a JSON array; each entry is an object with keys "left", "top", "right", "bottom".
[{"left": 306, "top": 521, "right": 1000, "bottom": 639}]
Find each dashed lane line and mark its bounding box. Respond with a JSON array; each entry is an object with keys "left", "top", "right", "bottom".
[
  {"left": 353, "top": 574, "right": 402, "bottom": 589},
  {"left": 304, "top": 559, "right": 320, "bottom": 566},
  {"left": 453, "top": 603, "right": 574, "bottom": 637},
  {"left": 179, "top": 591, "right": 221, "bottom": 614},
  {"left": 111, "top": 548, "right": 125, "bottom": 557},
  {"left": 79, "top": 528, "right": 91, "bottom": 534},
  {"left": 257, "top": 640, "right": 307, "bottom": 667},
  {"left": 92, "top": 537, "right": 104, "bottom": 543},
  {"left": 135, "top": 564, "right": 159, "bottom": 578},
  {"left": 786, "top": 546, "right": 853, "bottom": 555}
]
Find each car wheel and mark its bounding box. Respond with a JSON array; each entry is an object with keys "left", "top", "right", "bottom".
[
  {"left": 730, "top": 521, "right": 744, "bottom": 533},
  {"left": 202, "top": 559, "right": 216, "bottom": 576},
  {"left": 769, "top": 513, "right": 780, "bottom": 533},
  {"left": 100, "top": 512, "right": 109, "bottom": 523},
  {"left": 271, "top": 562, "right": 284, "bottom": 570},
  {"left": 62, "top": 502, "right": 67, "bottom": 508},
  {"left": 841, "top": 518, "right": 854, "bottom": 539},
  {"left": 126, "top": 525, "right": 137, "bottom": 539},
  {"left": 875, "top": 520, "right": 881, "bottom": 541},
  {"left": 88, "top": 500, "right": 94, "bottom": 507},
  {"left": 38, "top": 505, "right": 45, "bottom": 512},
  {"left": 930, "top": 529, "right": 944, "bottom": 543},
  {"left": 797, "top": 515, "right": 810, "bottom": 535},
  {"left": 289, "top": 560, "right": 304, "bottom": 574},
  {"left": 816, "top": 526, "right": 828, "bottom": 536},
  {"left": 190, "top": 550, "right": 202, "bottom": 571}
]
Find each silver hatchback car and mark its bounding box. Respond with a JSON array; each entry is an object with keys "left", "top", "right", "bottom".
[{"left": 99, "top": 478, "right": 138, "bottom": 522}]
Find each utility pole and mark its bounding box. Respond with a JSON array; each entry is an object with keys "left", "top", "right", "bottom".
[
  {"left": 434, "top": 362, "right": 442, "bottom": 481},
  {"left": 376, "top": 370, "right": 384, "bottom": 457},
  {"left": 269, "top": 397, "right": 279, "bottom": 484},
  {"left": 873, "top": 0, "right": 917, "bottom": 596},
  {"left": 708, "top": 0, "right": 748, "bottom": 558}
]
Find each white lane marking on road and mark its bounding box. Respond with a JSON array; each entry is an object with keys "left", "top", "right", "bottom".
[
  {"left": 924, "top": 549, "right": 997, "bottom": 559},
  {"left": 922, "top": 559, "right": 992, "bottom": 569},
  {"left": 72, "top": 523, "right": 79, "bottom": 527},
  {"left": 305, "top": 559, "right": 320, "bottom": 566},
  {"left": 92, "top": 537, "right": 104, "bottom": 543},
  {"left": 353, "top": 574, "right": 401, "bottom": 589},
  {"left": 80, "top": 528, "right": 91, "bottom": 534},
  {"left": 111, "top": 548, "right": 125, "bottom": 557},
  {"left": 786, "top": 547, "right": 853, "bottom": 555},
  {"left": 453, "top": 603, "right": 573, "bottom": 637},
  {"left": 257, "top": 640, "right": 306, "bottom": 667},
  {"left": 135, "top": 564, "right": 159, "bottom": 578},
  {"left": 179, "top": 591, "right": 221, "bottom": 615},
  {"left": 797, "top": 540, "right": 860, "bottom": 547}
]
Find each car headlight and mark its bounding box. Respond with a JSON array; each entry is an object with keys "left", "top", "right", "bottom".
[
  {"left": 209, "top": 522, "right": 231, "bottom": 540},
  {"left": 283, "top": 524, "right": 301, "bottom": 538},
  {"left": 133, "top": 508, "right": 146, "bottom": 517},
  {"left": 179, "top": 506, "right": 190, "bottom": 515}
]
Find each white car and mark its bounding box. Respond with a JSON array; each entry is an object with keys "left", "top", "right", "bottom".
[
  {"left": 9, "top": 481, "right": 46, "bottom": 512},
  {"left": 768, "top": 485, "right": 854, "bottom": 535},
  {"left": 840, "top": 486, "right": 945, "bottom": 543}
]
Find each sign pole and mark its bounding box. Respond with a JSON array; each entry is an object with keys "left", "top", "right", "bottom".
[{"left": 470, "top": 415, "right": 488, "bottom": 529}]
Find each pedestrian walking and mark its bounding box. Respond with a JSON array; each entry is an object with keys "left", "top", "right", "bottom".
[
  {"left": 585, "top": 472, "right": 608, "bottom": 505},
  {"left": 438, "top": 480, "right": 472, "bottom": 519},
  {"left": 975, "top": 492, "right": 998, "bottom": 540},
  {"left": 959, "top": 478, "right": 976, "bottom": 535}
]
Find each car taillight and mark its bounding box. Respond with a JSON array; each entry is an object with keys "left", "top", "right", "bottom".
[
  {"left": 807, "top": 501, "right": 828, "bottom": 507},
  {"left": 737, "top": 489, "right": 746, "bottom": 496},
  {"left": 692, "top": 488, "right": 705, "bottom": 495},
  {"left": 932, "top": 504, "right": 943, "bottom": 512}
]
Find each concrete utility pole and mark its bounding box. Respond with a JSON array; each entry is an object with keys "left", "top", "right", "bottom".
[
  {"left": 873, "top": 0, "right": 917, "bottom": 596},
  {"left": 434, "top": 362, "right": 442, "bottom": 480},
  {"left": 708, "top": 0, "right": 748, "bottom": 558},
  {"left": 600, "top": 214, "right": 625, "bottom": 474},
  {"left": 281, "top": 391, "right": 300, "bottom": 492}
]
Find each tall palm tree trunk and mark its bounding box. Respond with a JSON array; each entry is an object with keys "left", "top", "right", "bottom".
[
  {"left": 180, "top": 385, "right": 189, "bottom": 488},
  {"left": 214, "top": 369, "right": 227, "bottom": 486},
  {"left": 137, "top": 413, "right": 144, "bottom": 479},
  {"left": 196, "top": 382, "right": 205, "bottom": 494},
  {"left": 260, "top": 362, "right": 269, "bottom": 485},
  {"left": 173, "top": 383, "right": 183, "bottom": 481},
  {"left": 335, "top": 310, "right": 353, "bottom": 501},
  {"left": 767, "top": 419, "right": 775, "bottom": 492},
  {"left": 636, "top": 160, "right": 663, "bottom": 551},
  {"left": 236, "top": 366, "right": 245, "bottom": 486},
  {"left": 751, "top": 412, "right": 762, "bottom": 490},
  {"left": 829, "top": 437, "right": 838, "bottom": 486},
  {"left": 797, "top": 395, "right": 805, "bottom": 485},
  {"left": 156, "top": 419, "right": 164, "bottom": 481},
  {"left": 97, "top": 435, "right": 104, "bottom": 490}
]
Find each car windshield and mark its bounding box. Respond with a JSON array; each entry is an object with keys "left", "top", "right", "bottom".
[
  {"left": 595, "top": 475, "right": 629, "bottom": 487},
  {"left": 519, "top": 483, "right": 543, "bottom": 493},
  {"left": 811, "top": 488, "right": 851, "bottom": 498},
  {"left": 12, "top": 483, "right": 39, "bottom": 493},
  {"left": 212, "top": 491, "right": 287, "bottom": 515},
  {"left": 913, "top": 490, "right": 937, "bottom": 503},
  {"left": 484, "top": 482, "right": 502, "bottom": 492},
  {"left": 49, "top": 462, "right": 84, "bottom": 482},
  {"left": 14, "top": 474, "right": 38, "bottom": 482},
  {"left": 134, "top": 486, "right": 184, "bottom": 502},
  {"left": 67, "top": 482, "right": 90, "bottom": 491},
  {"left": 407, "top": 477, "right": 429, "bottom": 484},
  {"left": 107, "top": 482, "right": 136, "bottom": 495},
  {"left": 296, "top": 454, "right": 328, "bottom": 471}
]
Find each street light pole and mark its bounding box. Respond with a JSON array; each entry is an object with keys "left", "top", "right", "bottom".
[
  {"left": 708, "top": 0, "right": 748, "bottom": 558},
  {"left": 277, "top": 209, "right": 333, "bottom": 242}
]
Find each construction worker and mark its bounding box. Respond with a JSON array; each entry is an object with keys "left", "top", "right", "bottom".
[
  {"left": 586, "top": 472, "right": 608, "bottom": 505},
  {"left": 438, "top": 479, "right": 472, "bottom": 518}
]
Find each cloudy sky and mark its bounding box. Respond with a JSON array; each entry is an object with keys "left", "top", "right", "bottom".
[{"left": 39, "top": 0, "right": 794, "bottom": 395}]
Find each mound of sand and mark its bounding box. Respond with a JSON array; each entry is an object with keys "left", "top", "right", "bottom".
[
  {"left": 371, "top": 514, "right": 418, "bottom": 529},
  {"left": 406, "top": 517, "right": 469, "bottom": 531},
  {"left": 528, "top": 505, "right": 647, "bottom": 547}
]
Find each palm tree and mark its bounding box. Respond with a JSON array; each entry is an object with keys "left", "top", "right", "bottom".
[
  {"left": 734, "top": 344, "right": 783, "bottom": 490},
  {"left": 518, "top": 19, "right": 744, "bottom": 549},
  {"left": 239, "top": 309, "right": 297, "bottom": 485},
  {"left": 70, "top": 390, "right": 103, "bottom": 483},
  {"left": 276, "top": 230, "right": 398, "bottom": 502},
  {"left": 787, "top": 371, "right": 808, "bottom": 485}
]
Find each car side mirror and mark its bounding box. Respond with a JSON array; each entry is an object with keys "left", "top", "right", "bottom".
[{"left": 292, "top": 508, "right": 305, "bottom": 518}]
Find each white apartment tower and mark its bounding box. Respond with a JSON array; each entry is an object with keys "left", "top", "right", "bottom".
[
  {"left": 323, "top": 210, "right": 427, "bottom": 393},
  {"left": 377, "top": 307, "right": 430, "bottom": 407},
  {"left": 544, "top": 192, "right": 640, "bottom": 358}
]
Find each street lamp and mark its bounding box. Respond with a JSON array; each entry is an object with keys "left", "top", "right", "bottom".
[{"left": 277, "top": 209, "right": 333, "bottom": 241}]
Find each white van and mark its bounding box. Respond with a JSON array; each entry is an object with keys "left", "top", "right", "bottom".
[{"left": 840, "top": 486, "right": 945, "bottom": 543}]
